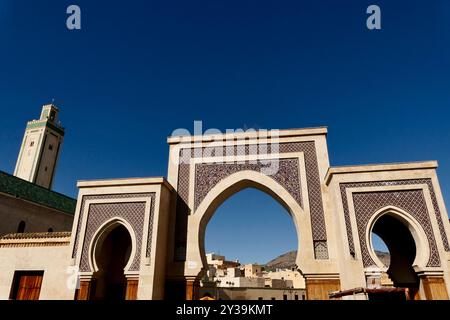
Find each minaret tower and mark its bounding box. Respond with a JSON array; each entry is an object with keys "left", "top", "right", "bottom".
[{"left": 14, "top": 104, "right": 65, "bottom": 189}]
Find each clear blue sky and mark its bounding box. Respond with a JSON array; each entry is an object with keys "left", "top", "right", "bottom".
[{"left": 0, "top": 0, "right": 449, "bottom": 262}]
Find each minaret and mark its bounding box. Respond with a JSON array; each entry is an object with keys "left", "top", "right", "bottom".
[{"left": 14, "top": 104, "right": 65, "bottom": 189}]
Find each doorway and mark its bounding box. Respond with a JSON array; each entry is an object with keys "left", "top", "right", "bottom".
[{"left": 93, "top": 224, "right": 132, "bottom": 300}]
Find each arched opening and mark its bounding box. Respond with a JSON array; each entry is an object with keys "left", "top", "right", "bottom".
[
  {"left": 370, "top": 213, "right": 420, "bottom": 295},
  {"left": 92, "top": 224, "right": 132, "bottom": 300},
  {"left": 47, "top": 228, "right": 54, "bottom": 233},
  {"left": 200, "top": 186, "right": 303, "bottom": 300},
  {"left": 17, "top": 221, "right": 26, "bottom": 233},
  {"left": 371, "top": 233, "right": 390, "bottom": 266}
]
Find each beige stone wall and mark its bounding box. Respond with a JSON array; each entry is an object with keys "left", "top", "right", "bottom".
[
  {"left": 198, "top": 286, "right": 306, "bottom": 300},
  {"left": 0, "top": 193, "right": 74, "bottom": 236},
  {"left": 244, "top": 264, "right": 263, "bottom": 277}
]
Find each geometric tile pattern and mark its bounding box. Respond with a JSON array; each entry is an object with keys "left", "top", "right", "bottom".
[
  {"left": 72, "top": 193, "right": 155, "bottom": 272},
  {"left": 194, "top": 158, "right": 302, "bottom": 210},
  {"left": 175, "top": 141, "right": 328, "bottom": 260},
  {"left": 339, "top": 180, "right": 445, "bottom": 268},
  {"left": 79, "top": 202, "right": 146, "bottom": 272},
  {"left": 314, "top": 241, "right": 329, "bottom": 259}
]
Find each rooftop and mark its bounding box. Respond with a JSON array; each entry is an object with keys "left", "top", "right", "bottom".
[
  {"left": 0, "top": 231, "right": 71, "bottom": 240},
  {"left": 0, "top": 171, "right": 76, "bottom": 214}
]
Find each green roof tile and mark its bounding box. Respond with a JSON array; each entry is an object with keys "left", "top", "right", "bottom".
[{"left": 0, "top": 171, "right": 76, "bottom": 214}]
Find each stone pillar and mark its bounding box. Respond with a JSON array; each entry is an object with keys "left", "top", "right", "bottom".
[
  {"left": 305, "top": 275, "right": 341, "bottom": 300},
  {"left": 419, "top": 274, "right": 449, "bottom": 300},
  {"left": 365, "top": 267, "right": 382, "bottom": 289}
]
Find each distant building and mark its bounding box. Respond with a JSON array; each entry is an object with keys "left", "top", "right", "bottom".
[
  {"left": 205, "top": 252, "right": 241, "bottom": 279},
  {"left": 0, "top": 119, "right": 449, "bottom": 300}
]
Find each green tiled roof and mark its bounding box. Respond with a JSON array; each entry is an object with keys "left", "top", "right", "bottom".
[
  {"left": 0, "top": 171, "right": 76, "bottom": 214},
  {"left": 0, "top": 231, "right": 71, "bottom": 240}
]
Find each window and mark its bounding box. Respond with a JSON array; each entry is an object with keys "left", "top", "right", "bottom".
[
  {"left": 302, "top": 294, "right": 306, "bottom": 300},
  {"left": 283, "top": 294, "right": 287, "bottom": 300},
  {"left": 48, "top": 228, "right": 53, "bottom": 233},
  {"left": 30, "top": 141, "right": 34, "bottom": 147},
  {"left": 294, "top": 294, "right": 299, "bottom": 300},
  {"left": 48, "top": 144, "right": 53, "bottom": 151},
  {"left": 10, "top": 271, "right": 44, "bottom": 300},
  {"left": 271, "top": 297, "right": 276, "bottom": 300},
  {"left": 258, "top": 297, "right": 263, "bottom": 300},
  {"left": 17, "top": 221, "right": 26, "bottom": 233}
]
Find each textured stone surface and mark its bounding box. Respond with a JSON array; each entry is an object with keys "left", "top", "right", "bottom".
[{"left": 314, "top": 241, "right": 329, "bottom": 259}]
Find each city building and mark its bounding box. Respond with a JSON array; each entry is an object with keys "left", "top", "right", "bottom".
[{"left": 198, "top": 286, "right": 306, "bottom": 300}]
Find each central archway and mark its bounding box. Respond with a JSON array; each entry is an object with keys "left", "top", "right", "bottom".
[
  {"left": 366, "top": 207, "right": 430, "bottom": 299},
  {"left": 184, "top": 170, "right": 314, "bottom": 284}
]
